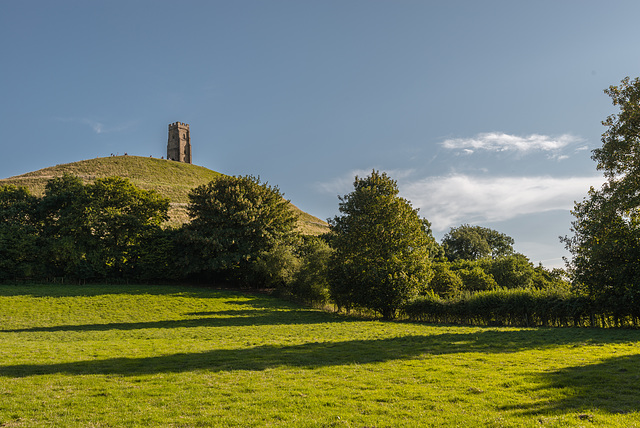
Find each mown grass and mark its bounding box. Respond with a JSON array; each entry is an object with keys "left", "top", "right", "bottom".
[
  {"left": 1, "top": 284, "right": 639, "bottom": 427},
  {"left": 0, "top": 156, "right": 329, "bottom": 233}
]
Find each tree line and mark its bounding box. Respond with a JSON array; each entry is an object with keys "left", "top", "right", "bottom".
[
  {"left": 3, "top": 76, "right": 640, "bottom": 326},
  {"left": 0, "top": 170, "right": 568, "bottom": 320}
]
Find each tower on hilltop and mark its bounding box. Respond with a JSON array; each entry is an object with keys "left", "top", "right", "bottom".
[{"left": 167, "top": 122, "right": 191, "bottom": 163}]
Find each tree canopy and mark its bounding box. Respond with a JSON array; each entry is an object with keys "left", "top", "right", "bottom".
[
  {"left": 0, "top": 185, "right": 40, "bottom": 279},
  {"left": 442, "top": 224, "right": 514, "bottom": 261},
  {"left": 183, "top": 175, "right": 299, "bottom": 286},
  {"left": 564, "top": 76, "right": 640, "bottom": 319},
  {"left": 328, "top": 170, "right": 434, "bottom": 319}
]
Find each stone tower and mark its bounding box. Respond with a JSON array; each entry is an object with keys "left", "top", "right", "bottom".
[{"left": 167, "top": 122, "right": 191, "bottom": 163}]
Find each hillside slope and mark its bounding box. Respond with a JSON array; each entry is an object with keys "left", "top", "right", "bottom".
[{"left": 0, "top": 156, "right": 328, "bottom": 234}]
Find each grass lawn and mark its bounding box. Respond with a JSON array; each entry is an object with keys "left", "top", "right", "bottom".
[{"left": 1, "top": 284, "right": 639, "bottom": 427}]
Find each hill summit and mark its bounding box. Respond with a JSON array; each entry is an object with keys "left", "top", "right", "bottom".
[{"left": 0, "top": 156, "right": 328, "bottom": 234}]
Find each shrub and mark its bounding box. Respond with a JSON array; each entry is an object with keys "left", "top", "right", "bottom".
[
  {"left": 402, "top": 288, "right": 597, "bottom": 327},
  {"left": 428, "top": 263, "right": 463, "bottom": 297},
  {"left": 289, "top": 236, "right": 333, "bottom": 306}
]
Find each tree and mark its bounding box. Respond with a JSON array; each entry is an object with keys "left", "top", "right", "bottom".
[
  {"left": 290, "top": 235, "right": 333, "bottom": 305},
  {"left": 0, "top": 185, "right": 41, "bottom": 279},
  {"left": 487, "top": 253, "right": 535, "bottom": 289},
  {"left": 449, "top": 259, "right": 498, "bottom": 292},
  {"left": 442, "top": 224, "right": 514, "bottom": 261},
  {"left": 564, "top": 77, "right": 640, "bottom": 320},
  {"left": 39, "top": 174, "right": 170, "bottom": 279},
  {"left": 429, "top": 262, "right": 463, "bottom": 297},
  {"left": 328, "top": 171, "right": 434, "bottom": 319},
  {"left": 38, "top": 174, "right": 89, "bottom": 278},
  {"left": 182, "top": 175, "right": 299, "bottom": 286},
  {"left": 84, "top": 177, "right": 169, "bottom": 277}
]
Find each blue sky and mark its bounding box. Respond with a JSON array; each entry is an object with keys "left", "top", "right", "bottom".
[{"left": 2, "top": 0, "right": 640, "bottom": 267}]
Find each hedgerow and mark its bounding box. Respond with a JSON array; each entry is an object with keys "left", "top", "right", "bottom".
[{"left": 400, "top": 288, "right": 631, "bottom": 327}]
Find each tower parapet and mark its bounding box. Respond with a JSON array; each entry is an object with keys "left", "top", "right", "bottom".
[{"left": 167, "top": 122, "right": 191, "bottom": 163}]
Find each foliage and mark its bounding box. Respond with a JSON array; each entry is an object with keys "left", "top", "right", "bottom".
[
  {"left": 428, "top": 262, "right": 463, "bottom": 297},
  {"left": 252, "top": 243, "right": 301, "bottom": 288},
  {"left": 442, "top": 224, "right": 514, "bottom": 261},
  {"left": 0, "top": 175, "right": 170, "bottom": 281},
  {"left": 486, "top": 253, "right": 535, "bottom": 289},
  {"left": 0, "top": 185, "right": 41, "bottom": 279},
  {"left": 183, "top": 175, "right": 299, "bottom": 286},
  {"left": 532, "top": 264, "right": 571, "bottom": 292},
  {"left": 133, "top": 227, "right": 182, "bottom": 282},
  {"left": 288, "top": 235, "right": 333, "bottom": 305},
  {"left": 38, "top": 175, "right": 170, "bottom": 279},
  {"left": 402, "top": 288, "right": 595, "bottom": 327},
  {"left": 454, "top": 264, "right": 498, "bottom": 292},
  {"left": 328, "top": 171, "right": 434, "bottom": 319},
  {"left": 564, "top": 77, "right": 640, "bottom": 318}
]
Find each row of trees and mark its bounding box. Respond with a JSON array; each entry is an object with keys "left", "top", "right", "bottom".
[
  {"left": 0, "top": 174, "right": 303, "bottom": 285},
  {"left": 323, "top": 76, "right": 640, "bottom": 321},
  {"left": 3, "top": 76, "right": 639, "bottom": 323},
  {"left": 0, "top": 169, "right": 563, "bottom": 319}
]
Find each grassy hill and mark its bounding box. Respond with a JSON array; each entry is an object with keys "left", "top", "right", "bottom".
[{"left": 0, "top": 156, "right": 328, "bottom": 234}]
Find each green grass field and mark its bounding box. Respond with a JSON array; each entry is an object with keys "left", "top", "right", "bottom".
[{"left": 1, "top": 284, "right": 639, "bottom": 427}]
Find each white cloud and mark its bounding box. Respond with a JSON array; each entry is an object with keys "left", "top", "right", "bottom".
[
  {"left": 401, "top": 174, "right": 605, "bottom": 232},
  {"left": 442, "top": 132, "right": 581, "bottom": 156},
  {"left": 318, "top": 170, "right": 605, "bottom": 235}
]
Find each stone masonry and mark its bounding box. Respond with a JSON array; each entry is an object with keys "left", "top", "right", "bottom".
[{"left": 167, "top": 122, "right": 191, "bottom": 163}]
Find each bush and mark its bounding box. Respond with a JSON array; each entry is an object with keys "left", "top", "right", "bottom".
[
  {"left": 288, "top": 236, "right": 333, "bottom": 306},
  {"left": 456, "top": 266, "right": 497, "bottom": 292},
  {"left": 428, "top": 263, "right": 463, "bottom": 297},
  {"left": 402, "top": 288, "right": 596, "bottom": 327}
]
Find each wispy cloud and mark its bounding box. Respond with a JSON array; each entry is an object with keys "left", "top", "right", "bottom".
[
  {"left": 318, "top": 169, "right": 605, "bottom": 232},
  {"left": 54, "top": 117, "right": 136, "bottom": 134},
  {"left": 402, "top": 174, "right": 605, "bottom": 231},
  {"left": 442, "top": 132, "right": 582, "bottom": 159}
]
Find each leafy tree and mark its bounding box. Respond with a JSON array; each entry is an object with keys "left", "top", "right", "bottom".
[
  {"left": 328, "top": 170, "right": 434, "bottom": 319},
  {"left": 0, "top": 185, "right": 41, "bottom": 279},
  {"left": 133, "top": 227, "right": 181, "bottom": 282},
  {"left": 39, "top": 174, "right": 92, "bottom": 278},
  {"left": 564, "top": 185, "right": 640, "bottom": 316},
  {"left": 564, "top": 77, "right": 640, "bottom": 319},
  {"left": 84, "top": 177, "right": 169, "bottom": 277},
  {"left": 40, "top": 174, "right": 169, "bottom": 279},
  {"left": 428, "top": 262, "right": 463, "bottom": 297},
  {"left": 442, "top": 224, "right": 514, "bottom": 261},
  {"left": 486, "top": 253, "right": 535, "bottom": 289},
  {"left": 531, "top": 264, "right": 570, "bottom": 292},
  {"left": 182, "top": 175, "right": 299, "bottom": 286},
  {"left": 290, "top": 235, "right": 333, "bottom": 305},
  {"left": 252, "top": 242, "right": 301, "bottom": 288},
  {"left": 450, "top": 260, "right": 498, "bottom": 292}
]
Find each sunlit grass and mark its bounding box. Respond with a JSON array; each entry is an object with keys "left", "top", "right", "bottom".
[{"left": 1, "top": 284, "right": 639, "bottom": 427}]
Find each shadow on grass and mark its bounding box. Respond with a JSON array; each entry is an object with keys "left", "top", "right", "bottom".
[
  {"left": 501, "top": 353, "right": 640, "bottom": 416},
  {"left": 2, "top": 329, "right": 639, "bottom": 379},
  {"left": 0, "top": 284, "right": 273, "bottom": 300},
  {"left": 2, "top": 308, "right": 346, "bottom": 333}
]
